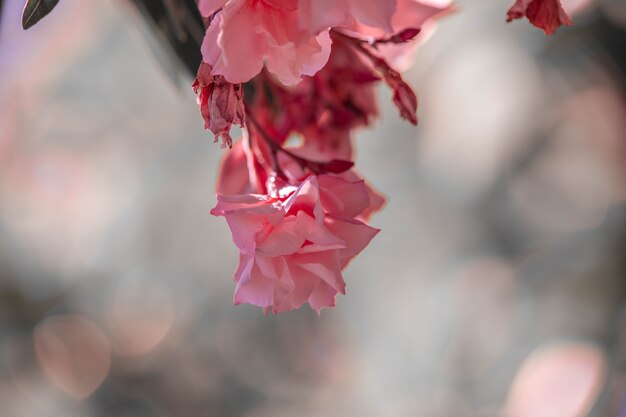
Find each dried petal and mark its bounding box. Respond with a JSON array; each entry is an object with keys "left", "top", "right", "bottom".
[
  {"left": 391, "top": 79, "right": 418, "bottom": 125},
  {"left": 507, "top": 0, "right": 573, "bottom": 35},
  {"left": 193, "top": 62, "right": 245, "bottom": 148}
]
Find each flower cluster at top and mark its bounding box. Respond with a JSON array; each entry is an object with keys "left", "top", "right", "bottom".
[{"left": 193, "top": 0, "right": 574, "bottom": 314}]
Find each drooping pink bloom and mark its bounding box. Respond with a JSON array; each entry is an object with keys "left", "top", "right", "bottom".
[
  {"left": 507, "top": 0, "right": 573, "bottom": 35},
  {"left": 211, "top": 174, "right": 380, "bottom": 313},
  {"left": 192, "top": 62, "right": 245, "bottom": 148},
  {"left": 196, "top": 0, "right": 448, "bottom": 141},
  {"left": 196, "top": 0, "right": 446, "bottom": 314},
  {"left": 199, "top": 0, "right": 332, "bottom": 85}
]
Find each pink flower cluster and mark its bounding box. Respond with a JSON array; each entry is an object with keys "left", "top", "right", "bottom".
[
  {"left": 193, "top": 0, "right": 575, "bottom": 313},
  {"left": 211, "top": 174, "right": 381, "bottom": 314}
]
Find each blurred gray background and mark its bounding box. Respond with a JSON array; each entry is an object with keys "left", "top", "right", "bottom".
[{"left": 1, "top": 0, "right": 625, "bottom": 416}]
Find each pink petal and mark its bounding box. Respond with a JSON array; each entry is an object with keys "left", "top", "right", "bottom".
[
  {"left": 324, "top": 215, "right": 380, "bottom": 267},
  {"left": 298, "top": 0, "right": 351, "bottom": 34},
  {"left": 212, "top": 194, "right": 282, "bottom": 217},
  {"left": 263, "top": 20, "right": 332, "bottom": 85},
  {"left": 215, "top": 140, "right": 251, "bottom": 195},
  {"left": 298, "top": 0, "right": 395, "bottom": 33},
  {"left": 234, "top": 253, "right": 254, "bottom": 285},
  {"left": 294, "top": 211, "right": 346, "bottom": 251},
  {"left": 348, "top": 0, "right": 396, "bottom": 33},
  {"left": 318, "top": 175, "right": 370, "bottom": 218},
  {"left": 291, "top": 251, "right": 346, "bottom": 294},
  {"left": 308, "top": 280, "right": 338, "bottom": 314},
  {"left": 202, "top": 2, "right": 265, "bottom": 83},
  {"left": 224, "top": 212, "right": 269, "bottom": 255},
  {"left": 202, "top": 0, "right": 332, "bottom": 84},
  {"left": 353, "top": 0, "right": 452, "bottom": 71},
  {"left": 263, "top": 0, "right": 299, "bottom": 11},
  {"left": 274, "top": 264, "right": 319, "bottom": 311},
  {"left": 256, "top": 255, "right": 296, "bottom": 294},
  {"left": 256, "top": 216, "right": 306, "bottom": 257},
  {"left": 391, "top": 0, "right": 450, "bottom": 32},
  {"left": 233, "top": 262, "right": 275, "bottom": 307},
  {"left": 235, "top": 256, "right": 299, "bottom": 311},
  {"left": 198, "top": 0, "right": 228, "bottom": 17},
  {"left": 200, "top": 13, "right": 223, "bottom": 68},
  {"left": 341, "top": 170, "right": 386, "bottom": 221},
  {"left": 283, "top": 176, "right": 324, "bottom": 222}
]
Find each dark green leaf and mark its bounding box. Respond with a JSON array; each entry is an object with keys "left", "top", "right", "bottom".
[
  {"left": 128, "top": 0, "right": 204, "bottom": 79},
  {"left": 22, "top": 0, "right": 59, "bottom": 30}
]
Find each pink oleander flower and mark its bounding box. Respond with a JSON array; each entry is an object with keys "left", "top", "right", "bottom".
[
  {"left": 195, "top": 0, "right": 450, "bottom": 145},
  {"left": 211, "top": 174, "right": 381, "bottom": 313},
  {"left": 199, "top": 0, "right": 332, "bottom": 85},
  {"left": 507, "top": 0, "right": 573, "bottom": 35},
  {"left": 192, "top": 62, "right": 245, "bottom": 148},
  {"left": 198, "top": 0, "right": 450, "bottom": 86}
]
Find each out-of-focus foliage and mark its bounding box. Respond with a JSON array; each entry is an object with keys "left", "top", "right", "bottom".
[
  {"left": 21, "top": 0, "right": 59, "bottom": 30},
  {"left": 128, "top": 0, "right": 203, "bottom": 77}
]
